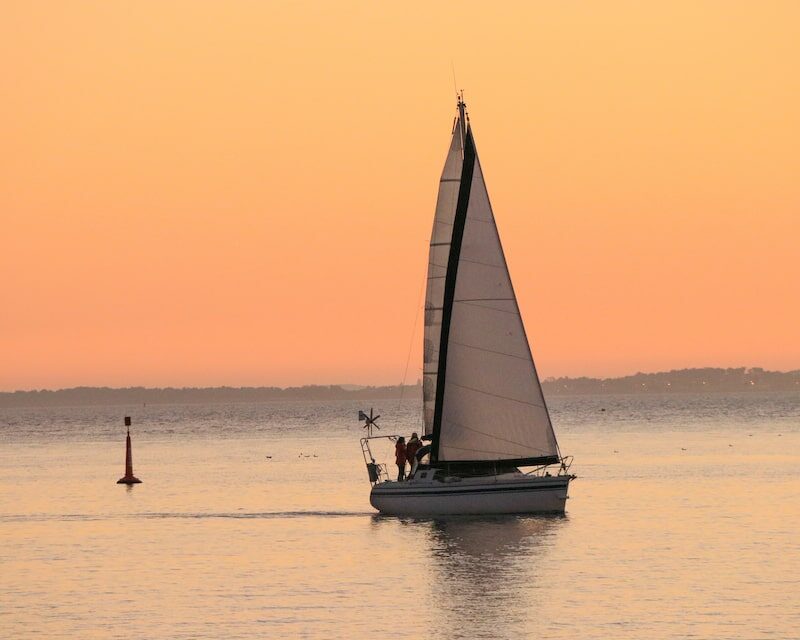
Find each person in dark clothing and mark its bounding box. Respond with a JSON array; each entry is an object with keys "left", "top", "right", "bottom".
[
  {"left": 405, "top": 432, "right": 422, "bottom": 476},
  {"left": 395, "top": 436, "right": 407, "bottom": 481}
]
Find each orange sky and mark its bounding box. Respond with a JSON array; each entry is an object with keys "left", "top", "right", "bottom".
[{"left": 1, "top": 1, "right": 798, "bottom": 391}]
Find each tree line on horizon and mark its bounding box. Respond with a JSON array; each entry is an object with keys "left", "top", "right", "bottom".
[
  {"left": 543, "top": 367, "right": 799, "bottom": 394},
  {"left": 1, "top": 368, "right": 797, "bottom": 407},
  {"left": 0, "top": 384, "right": 421, "bottom": 408}
]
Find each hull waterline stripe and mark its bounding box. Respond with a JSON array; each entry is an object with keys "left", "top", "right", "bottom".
[{"left": 372, "top": 482, "right": 569, "bottom": 498}]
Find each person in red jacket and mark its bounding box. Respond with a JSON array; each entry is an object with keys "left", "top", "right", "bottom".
[
  {"left": 405, "top": 432, "right": 422, "bottom": 476},
  {"left": 395, "top": 436, "right": 407, "bottom": 481}
]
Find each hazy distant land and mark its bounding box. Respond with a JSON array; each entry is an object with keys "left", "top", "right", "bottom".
[
  {"left": 1, "top": 368, "right": 797, "bottom": 408},
  {"left": 543, "top": 367, "right": 799, "bottom": 395}
]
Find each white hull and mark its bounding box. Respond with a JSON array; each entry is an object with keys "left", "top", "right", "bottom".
[{"left": 370, "top": 473, "right": 571, "bottom": 516}]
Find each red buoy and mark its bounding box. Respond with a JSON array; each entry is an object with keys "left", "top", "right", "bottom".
[{"left": 117, "top": 417, "right": 142, "bottom": 484}]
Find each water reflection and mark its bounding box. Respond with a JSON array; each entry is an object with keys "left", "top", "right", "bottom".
[{"left": 423, "top": 516, "right": 565, "bottom": 638}]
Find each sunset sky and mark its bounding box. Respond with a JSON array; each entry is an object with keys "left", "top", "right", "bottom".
[{"left": 2, "top": 1, "right": 798, "bottom": 391}]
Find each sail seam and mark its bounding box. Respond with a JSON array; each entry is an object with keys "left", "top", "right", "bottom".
[
  {"left": 458, "top": 257, "right": 506, "bottom": 269},
  {"left": 457, "top": 300, "right": 520, "bottom": 315},
  {"left": 448, "top": 381, "right": 546, "bottom": 409},
  {"left": 448, "top": 340, "right": 530, "bottom": 361}
]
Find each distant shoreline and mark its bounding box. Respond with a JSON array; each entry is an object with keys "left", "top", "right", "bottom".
[
  {"left": 1, "top": 367, "right": 798, "bottom": 408},
  {"left": 542, "top": 367, "right": 799, "bottom": 396}
]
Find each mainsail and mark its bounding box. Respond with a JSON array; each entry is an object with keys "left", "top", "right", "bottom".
[
  {"left": 423, "top": 111, "right": 465, "bottom": 437},
  {"left": 423, "top": 100, "right": 560, "bottom": 466}
]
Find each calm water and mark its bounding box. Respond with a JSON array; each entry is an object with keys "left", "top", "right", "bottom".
[{"left": 2, "top": 393, "right": 799, "bottom": 639}]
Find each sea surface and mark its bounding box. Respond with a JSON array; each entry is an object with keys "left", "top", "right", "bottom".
[{"left": 2, "top": 392, "right": 799, "bottom": 639}]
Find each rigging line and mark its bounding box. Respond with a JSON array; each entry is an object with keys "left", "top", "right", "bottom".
[
  {"left": 448, "top": 381, "right": 547, "bottom": 410},
  {"left": 454, "top": 297, "right": 515, "bottom": 302},
  {"left": 444, "top": 418, "right": 555, "bottom": 454},
  {"left": 448, "top": 340, "right": 530, "bottom": 361},
  {"left": 397, "top": 265, "right": 427, "bottom": 410}
]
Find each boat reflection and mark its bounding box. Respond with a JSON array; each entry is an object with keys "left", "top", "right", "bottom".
[{"left": 424, "top": 515, "right": 565, "bottom": 636}]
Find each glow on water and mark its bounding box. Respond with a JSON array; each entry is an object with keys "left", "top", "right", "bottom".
[{"left": 1, "top": 394, "right": 799, "bottom": 639}]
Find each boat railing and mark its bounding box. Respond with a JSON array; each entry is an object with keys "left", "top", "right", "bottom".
[
  {"left": 359, "top": 435, "right": 396, "bottom": 485},
  {"left": 522, "top": 456, "right": 574, "bottom": 477}
]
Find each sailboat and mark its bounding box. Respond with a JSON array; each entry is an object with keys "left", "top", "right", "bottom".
[{"left": 361, "top": 96, "right": 574, "bottom": 516}]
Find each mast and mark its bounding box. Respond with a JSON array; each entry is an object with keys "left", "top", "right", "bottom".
[{"left": 456, "top": 92, "right": 467, "bottom": 156}]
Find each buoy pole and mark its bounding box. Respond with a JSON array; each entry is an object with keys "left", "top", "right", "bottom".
[{"left": 117, "top": 416, "right": 142, "bottom": 484}]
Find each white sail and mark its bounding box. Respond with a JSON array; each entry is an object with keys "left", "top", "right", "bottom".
[
  {"left": 423, "top": 115, "right": 465, "bottom": 435},
  {"left": 426, "top": 104, "right": 560, "bottom": 464}
]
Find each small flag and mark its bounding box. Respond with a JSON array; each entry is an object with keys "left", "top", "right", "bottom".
[{"left": 358, "top": 410, "right": 367, "bottom": 421}]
